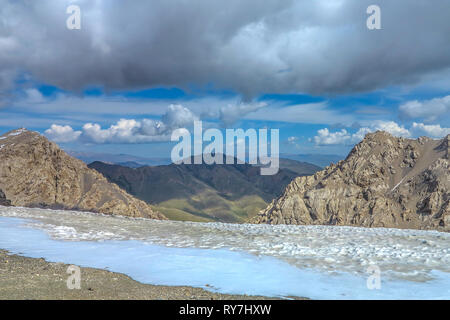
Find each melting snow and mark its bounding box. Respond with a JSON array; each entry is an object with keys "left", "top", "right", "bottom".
[{"left": 7, "top": 128, "right": 27, "bottom": 136}]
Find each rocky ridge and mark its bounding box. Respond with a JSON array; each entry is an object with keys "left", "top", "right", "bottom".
[
  {"left": 0, "top": 129, "right": 166, "bottom": 220},
  {"left": 252, "top": 131, "right": 449, "bottom": 231}
]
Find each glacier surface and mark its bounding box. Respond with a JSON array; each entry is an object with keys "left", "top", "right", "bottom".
[{"left": 0, "top": 206, "right": 448, "bottom": 299}]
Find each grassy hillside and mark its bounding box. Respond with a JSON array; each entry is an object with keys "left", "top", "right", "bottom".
[{"left": 157, "top": 193, "right": 267, "bottom": 223}]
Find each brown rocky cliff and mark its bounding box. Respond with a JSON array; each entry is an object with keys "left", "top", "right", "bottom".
[
  {"left": 0, "top": 128, "right": 166, "bottom": 220},
  {"left": 252, "top": 131, "right": 449, "bottom": 231}
]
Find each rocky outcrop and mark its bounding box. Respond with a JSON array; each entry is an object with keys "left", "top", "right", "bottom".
[
  {"left": 252, "top": 131, "right": 450, "bottom": 231},
  {"left": 0, "top": 129, "right": 166, "bottom": 219}
]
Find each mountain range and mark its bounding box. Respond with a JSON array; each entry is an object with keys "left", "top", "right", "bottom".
[
  {"left": 66, "top": 151, "right": 172, "bottom": 167},
  {"left": 68, "top": 150, "right": 341, "bottom": 169},
  {"left": 1, "top": 128, "right": 448, "bottom": 231},
  {"left": 89, "top": 157, "right": 321, "bottom": 222}
]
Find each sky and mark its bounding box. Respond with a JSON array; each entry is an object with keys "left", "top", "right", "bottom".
[{"left": 0, "top": 0, "right": 449, "bottom": 158}]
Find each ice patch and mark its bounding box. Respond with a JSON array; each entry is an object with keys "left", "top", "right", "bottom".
[
  {"left": 0, "top": 207, "right": 449, "bottom": 299},
  {"left": 2, "top": 206, "right": 447, "bottom": 282}
]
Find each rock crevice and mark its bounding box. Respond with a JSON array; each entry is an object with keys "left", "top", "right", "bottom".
[{"left": 0, "top": 189, "right": 11, "bottom": 206}]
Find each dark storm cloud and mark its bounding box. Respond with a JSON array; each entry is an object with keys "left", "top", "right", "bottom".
[{"left": 0, "top": 0, "right": 449, "bottom": 98}]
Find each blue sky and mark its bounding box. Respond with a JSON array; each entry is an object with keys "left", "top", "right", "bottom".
[
  {"left": 2, "top": 81, "right": 449, "bottom": 158},
  {"left": 0, "top": 0, "right": 449, "bottom": 159}
]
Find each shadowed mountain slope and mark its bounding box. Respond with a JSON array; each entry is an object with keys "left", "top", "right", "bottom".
[{"left": 89, "top": 157, "right": 320, "bottom": 223}]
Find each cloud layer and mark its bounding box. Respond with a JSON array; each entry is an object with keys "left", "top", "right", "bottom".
[
  {"left": 313, "top": 121, "right": 449, "bottom": 145},
  {"left": 45, "top": 104, "right": 198, "bottom": 144},
  {"left": 1, "top": 0, "right": 450, "bottom": 100}
]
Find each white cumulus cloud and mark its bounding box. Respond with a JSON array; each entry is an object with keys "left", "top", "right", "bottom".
[
  {"left": 313, "top": 121, "right": 411, "bottom": 146},
  {"left": 399, "top": 95, "right": 450, "bottom": 122},
  {"left": 411, "top": 122, "right": 450, "bottom": 138},
  {"left": 371, "top": 121, "right": 411, "bottom": 138},
  {"left": 313, "top": 120, "right": 450, "bottom": 146},
  {"left": 45, "top": 104, "right": 198, "bottom": 144},
  {"left": 313, "top": 128, "right": 352, "bottom": 145},
  {"left": 44, "top": 124, "right": 82, "bottom": 143}
]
